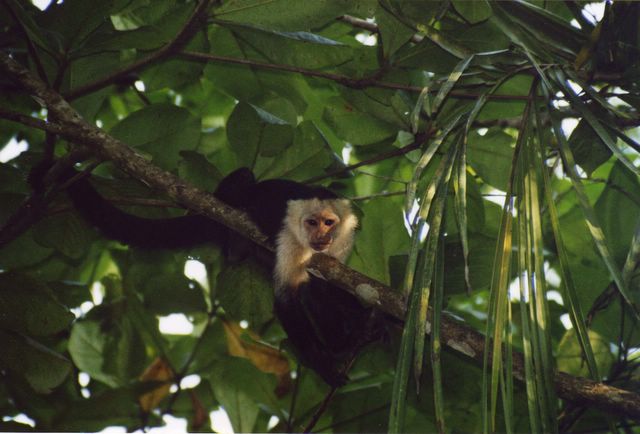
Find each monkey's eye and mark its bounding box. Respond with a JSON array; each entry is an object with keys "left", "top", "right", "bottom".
[
  {"left": 305, "top": 219, "right": 318, "bottom": 226},
  {"left": 324, "top": 219, "right": 335, "bottom": 226}
]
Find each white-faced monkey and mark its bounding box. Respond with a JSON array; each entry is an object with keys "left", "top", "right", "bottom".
[{"left": 61, "top": 167, "right": 378, "bottom": 386}]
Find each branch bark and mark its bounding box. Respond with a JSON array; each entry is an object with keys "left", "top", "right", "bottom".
[{"left": 2, "top": 52, "right": 639, "bottom": 421}]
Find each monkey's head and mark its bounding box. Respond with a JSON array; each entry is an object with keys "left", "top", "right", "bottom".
[
  {"left": 285, "top": 198, "right": 358, "bottom": 260},
  {"left": 275, "top": 197, "right": 358, "bottom": 290}
]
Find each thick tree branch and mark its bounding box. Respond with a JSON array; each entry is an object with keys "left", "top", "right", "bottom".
[{"left": 2, "top": 52, "right": 640, "bottom": 421}]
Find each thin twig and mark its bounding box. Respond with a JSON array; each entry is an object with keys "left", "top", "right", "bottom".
[
  {"left": 351, "top": 190, "right": 405, "bottom": 201},
  {"left": 303, "top": 385, "right": 339, "bottom": 433},
  {"left": 286, "top": 363, "right": 301, "bottom": 432},
  {"left": 315, "top": 402, "right": 389, "bottom": 432},
  {"left": 303, "top": 354, "right": 358, "bottom": 433},
  {"left": 179, "top": 51, "right": 532, "bottom": 101}
]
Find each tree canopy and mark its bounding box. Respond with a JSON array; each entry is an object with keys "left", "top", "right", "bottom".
[{"left": 1, "top": 0, "right": 640, "bottom": 432}]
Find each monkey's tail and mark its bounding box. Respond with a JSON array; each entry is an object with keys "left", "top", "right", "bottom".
[{"left": 60, "top": 168, "right": 227, "bottom": 249}]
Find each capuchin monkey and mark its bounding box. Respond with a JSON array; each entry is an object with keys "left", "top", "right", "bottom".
[{"left": 61, "top": 167, "right": 377, "bottom": 386}]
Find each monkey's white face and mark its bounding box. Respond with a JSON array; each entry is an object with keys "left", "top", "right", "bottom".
[{"left": 303, "top": 209, "right": 340, "bottom": 252}]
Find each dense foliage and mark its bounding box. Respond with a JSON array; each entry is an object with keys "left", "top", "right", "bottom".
[{"left": 1, "top": 0, "right": 639, "bottom": 432}]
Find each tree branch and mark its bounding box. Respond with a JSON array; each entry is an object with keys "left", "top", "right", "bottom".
[{"left": 2, "top": 52, "right": 640, "bottom": 421}]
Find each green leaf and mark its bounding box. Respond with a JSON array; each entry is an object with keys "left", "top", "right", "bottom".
[
  {"left": 222, "top": 23, "right": 354, "bottom": 70},
  {"left": 142, "top": 31, "right": 208, "bottom": 91},
  {"left": 538, "top": 112, "right": 599, "bottom": 381},
  {"left": 227, "top": 102, "right": 294, "bottom": 168},
  {"left": 0, "top": 273, "right": 74, "bottom": 336},
  {"left": 125, "top": 251, "right": 208, "bottom": 315},
  {"left": 467, "top": 129, "right": 515, "bottom": 191},
  {"left": 376, "top": 5, "right": 415, "bottom": 58},
  {"left": 102, "top": 315, "right": 147, "bottom": 384},
  {"left": 110, "top": 103, "right": 201, "bottom": 170},
  {"left": 557, "top": 329, "right": 614, "bottom": 378},
  {"left": 215, "top": 0, "right": 369, "bottom": 31},
  {"left": 217, "top": 259, "right": 274, "bottom": 327},
  {"left": 178, "top": 151, "right": 223, "bottom": 191},
  {"left": 568, "top": 120, "right": 612, "bottom": 176},
  {"left": 594, "top": 161, "right": 640, "bottom": 265},
  {"left": 452, "top": 0, "right": 492, "bottom": 24},
  {"left": 32, "top": 212, "right": 93, "bottom": 259},
  {"left": 548, "top": 97, "right": 640, "bottom": 319},
  {"left": 68, "top": 320, "right": 121, "bottom": 387},
  {"left": 323, "top": 97, "right": 397, "bottom": 146},
  {"left": 552, "top": 69, "right": 639, "bottom": 177},
  {"left": 0, "top": 330, "right": 71, "bottom": 393},
  {"left": 53, "top": 387, "right": 142, "bottom": 431},
  {"left": 208, "top": 357, "right": 272, "bottom": 433},
  {"left": 258, "top": 120, "right": 333, "bottom": 180},
  {"left": 349, "top": 197, "right": 411, "bottom": 285},
  {"left": 204, "top": 27, "right": 263, "bottom": 101}
]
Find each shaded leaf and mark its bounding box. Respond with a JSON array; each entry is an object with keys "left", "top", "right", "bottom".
[
  {"left": 568, "top": 119, "right": 612, "bottom": 176},
  {"left": 0, "top": 330, "right": 71, "bottom": 393},
  {"left": 0, "top": 273, "right": 74, "bottom": 336},
  {"left": 217, "top": 259, "right": 274, "bottom": 327},
  {"left": 110, "top": 104, "right": 201, "bottom": 170}
]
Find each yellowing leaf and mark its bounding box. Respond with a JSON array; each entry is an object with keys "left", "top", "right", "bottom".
[
  {"left": 138, "top": 357, "right": 174, "bottom": 412},
  {"left": 222, "top": 319, "right": 291, "bottom": 396}
]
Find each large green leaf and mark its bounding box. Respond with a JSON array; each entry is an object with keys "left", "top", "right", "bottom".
[
  {"left": 258, "top": 120, "right": 333, "bottom": 180},
  {"left": 0, "top": 273, "right": 74, "bottom": 336},
  {"left": 68, "top": 320, "right": 121, "bottom": 387},
  {"left": 215, "top": 0, "right": 375, "bottom": 31},
  {"left": 110, "top": 103, "right": 201, "bottom": 170},
  {"left": 53, "top": 387, "right": 142, "bottom": 431},
  {"left": 227, "top": 102, "right": 294, "bottom": 168},
  {"left": 216, "top": 259, "right": 274, "bottom": 327},
  {"left": 33, "top": 212, "right": 94, "bottom": 259},
  {"left": 323, "top": 97, "right": 397, "bottom": 146},
  {"left": 452, "top": 0, "right": 492, "bottom": 24},
  {"left": 594, "top": 161, "right": 640, "bottom": 265},
  {"left": 223, "top": 23, "right": 355, "bottom": 70},
  {"left": 349, "top": 197, "right": 411, "bottom": 285},
  {"left": 0, "top": 330, "right": 71, "bottom": 393},
  {"left": 467, "top": 129, "right": 515, "bottom": 191},
  {"left": 376, "top": 5, "right": 415, "bottom": 58},
  {"left": 568, "top": 120, "right": 612, "bottom": 176},
  {"left": 204, "top": 27, "right": 263, "bottom": 101}
]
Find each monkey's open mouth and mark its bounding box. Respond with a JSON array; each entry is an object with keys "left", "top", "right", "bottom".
[{"left": 311, "top": 242, "right": 331, "bottom": 251}]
